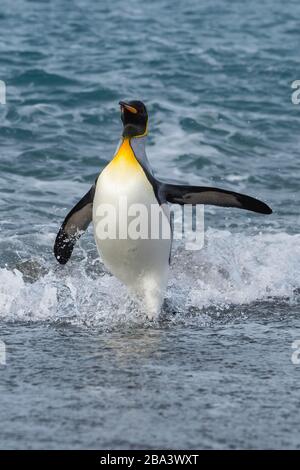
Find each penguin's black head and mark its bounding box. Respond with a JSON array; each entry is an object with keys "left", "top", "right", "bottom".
[{"left": 119, "top": 100, "right": 148, "bottom": 138}]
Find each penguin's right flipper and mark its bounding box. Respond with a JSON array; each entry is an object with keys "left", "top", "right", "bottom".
[{"left": 54, "top": 185, "right": 95, "bottom": 264}]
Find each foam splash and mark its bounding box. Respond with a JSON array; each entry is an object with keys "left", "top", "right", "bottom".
[
  {"left": 0, "top": 230, "right": 299, "bottom": 328},
  {"left": 169, "top": 229, "right": 300, "bottom": 309}
]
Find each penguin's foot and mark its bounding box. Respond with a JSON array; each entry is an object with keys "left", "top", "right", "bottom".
[
  {"left": 139, "top": 276, "right": 165, "bottom": 321},
  {"left": 145, "top": 308, "right": 160, "bottom": 321}
]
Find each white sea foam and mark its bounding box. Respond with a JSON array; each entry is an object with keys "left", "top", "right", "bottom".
[{"left": 0, "top": 230, "right": 299, "bottom": 328}]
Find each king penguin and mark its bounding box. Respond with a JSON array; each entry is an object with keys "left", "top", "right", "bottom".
[{"left": 54, "top": 100, "right": 272, "bottom": 318}]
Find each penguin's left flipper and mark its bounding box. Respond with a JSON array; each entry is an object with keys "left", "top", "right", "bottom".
[
  {"left": 54, "top": 185, "right": 95, "bottom": 265},
  {"left": 162, "top": 183, "right": 272, "bottom": 214}
]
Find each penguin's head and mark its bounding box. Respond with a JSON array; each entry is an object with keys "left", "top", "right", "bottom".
[{"left": 119, "top": 100, "right": 148, "bottom": 138}]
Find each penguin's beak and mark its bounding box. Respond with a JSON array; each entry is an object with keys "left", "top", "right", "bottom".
[{"left": 119, "top": 101, "right": 138, "bottom": 114}]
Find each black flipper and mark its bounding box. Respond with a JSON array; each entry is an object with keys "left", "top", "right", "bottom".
[
  {"left": 54, "top": 185, "right": 95, "bottom": 264},
  {"left": 162, "top": 183, "right": 272, "bottom": 215}
]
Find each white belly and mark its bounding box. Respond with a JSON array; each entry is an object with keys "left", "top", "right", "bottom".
[{"left": 92, "top": 155, "right": 171, "bottom": 317}]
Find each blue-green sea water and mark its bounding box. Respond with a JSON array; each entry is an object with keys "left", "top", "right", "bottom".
[{"left": 0, "top": 0, "right": 300, "bottom": 450}]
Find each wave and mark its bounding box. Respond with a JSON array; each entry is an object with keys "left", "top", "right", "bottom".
[
  {"left": 0, "top": 230, "right": 299, "bottom": 329},
  {"left": 12, "top": 69, "right": 79, "bottom": 87}
]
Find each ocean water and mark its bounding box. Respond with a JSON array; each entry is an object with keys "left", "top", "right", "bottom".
[{"left": 0, "top": 0, "right": 300, "bottom": 450}]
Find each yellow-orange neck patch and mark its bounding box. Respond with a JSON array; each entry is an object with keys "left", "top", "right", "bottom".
[{"left": 109, "top": 138, "right": 141, "bottom": 172}]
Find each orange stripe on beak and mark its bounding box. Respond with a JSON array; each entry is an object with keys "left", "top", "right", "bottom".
[{"left": 119, "top": 101, "right": 138, "bottom": 114}]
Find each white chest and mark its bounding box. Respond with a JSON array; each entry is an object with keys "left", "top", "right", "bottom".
[{"left": 92, "top": 140, "right": 171, "bottom": 307}]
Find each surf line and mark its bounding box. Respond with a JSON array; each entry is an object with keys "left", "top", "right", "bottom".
[{"left": 99, "top": 454, "right": 134, "bottom": 468}]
